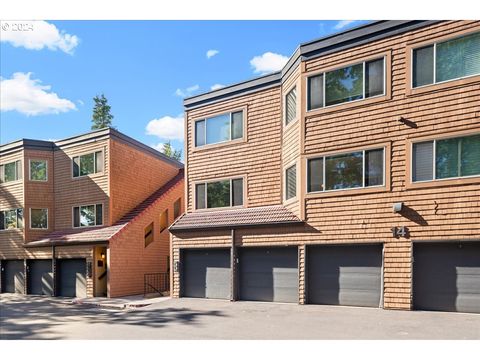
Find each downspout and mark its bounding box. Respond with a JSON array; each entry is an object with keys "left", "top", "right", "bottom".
[
  {"left": 230, "top": 228, "right": 237, "bottom": 302},
  {"left": 52, "top": 245, "right": 56, "bottom": 296}
]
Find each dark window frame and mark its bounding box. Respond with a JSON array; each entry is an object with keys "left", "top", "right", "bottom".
[
  {"left": 195, "top": 177, "right": 244, "bottom": 210},
  {"left": 285, "top": 86, "right": 297, "bottom": 126},
  {"left": 72, "top": 150, "right": 104, "bottom": 178},
  {"left": 411, "top": 133, "right": 480, "bottom": 183},
  {"left": 307, "top": 56, "right": 386, "bottom": 111},
  {"left": 72, "top": 203, "right": 104, "bottom": 228},
  {"left": 0, "top": 208, "right": 23, "bottom": 230},
  {"left": 0, "top": 160, "right": 22, "bottom": 183},
  {"left": 194, "top": 110, "right": 244, "bottom": 148},
  {"left": 307, "top": 147, "right": 385, "bottom": 193},
  {"left": 411, "top": 31, "right": 480, "bottom": 89}
]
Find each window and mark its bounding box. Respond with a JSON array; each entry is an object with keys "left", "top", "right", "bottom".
[
  {"left": 0, "top": 160, "right": 22, "bottom": 183},
  {"left": 173, "top": 198, "right": 181, "bottom": 219},
  {"left": 285, "top": 87, "right": 297, "bottom": 125},
  {"left": 144, "top": 222, "right": 154, "bottom": 248},
  {"left": 29, "top": 160, "right": 47, "bottom": 181},
  {"left": 160, "top": 209, "right": 168, "bottom": 233},
  {"left": 30, "top": 208, "right": 48, "bottom": 229},
  {"left": 73, "top": 204, "right": 103, "bottom": 227},
  {"left": 73, "top": 151, "right": 103, "bottom": 177},
  {"left": 307, "top": 148, "right": 385, "bottom": 192},
  {"left": 195, "top": 110, "right": 243, "bottom": 147},
  {"left": 0, "top": 209, "right": 23, "bottom": 230},
  {"left": 307, "top": 57, "right": 385, "bottom": 110},
  {"left": 412, "top": 134, "right": 480, "bottom": 182},
  {"left": 285, "top": 165, "right": 296, "bottom": 200},
  {"left": 412, "top": 32, "right": 480, "bottom": 88},
  {"left": 195, "top": 178, "right": 243, "bottom": 209}
]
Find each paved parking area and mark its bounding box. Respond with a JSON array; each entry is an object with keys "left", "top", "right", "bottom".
[{"left": 1, "top": 294, "right": 479, "bottom": 339}]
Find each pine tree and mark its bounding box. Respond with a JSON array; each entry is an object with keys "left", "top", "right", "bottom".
[
  {"left": 161, "top": 141, "right": 182, "bottom": 161},
  {"left": 91, "top": 94, "right": 114, "bottom": 130}
]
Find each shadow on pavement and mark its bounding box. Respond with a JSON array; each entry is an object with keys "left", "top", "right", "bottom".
[{"left": 0, "top": 294, "right": 226, "bottom": 340}]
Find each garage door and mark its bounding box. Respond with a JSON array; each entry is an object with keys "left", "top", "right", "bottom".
[
  {"left": 57, "top": 259, "right": 87, "bottom": 298},
  {"left": 182, "top": 249, "right": 230, "bottom": 299},
  {"left": 1, "top": 260, "right": 25, "bottom": 294},
  {"left": 239, "top": 247, "right": 298, "bottom": 303},
  {"left": 413, "top": 242, "right": 480, "bottom": 313},
  {"left": 27, "top": 260, "right": 53, "bottom": 296},
  {"left": 308, "top": 245, "right": 382, "bottom": 307}
]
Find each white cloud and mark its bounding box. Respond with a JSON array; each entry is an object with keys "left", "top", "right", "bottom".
[
  {"left": 174, "top": 84, "right": 200, "bottom": 98},
  {"left": 334, "top": 20, "right": 357, "bottom": 30},
  {"left": 206, "top": 49, "right": 219, "bottom": 59},
  {"left": 146, "top": 115, "right": 184, "bottom": 141},
  {"left": 210, "top": 84, "right": 225, "bottom": 91},
  {"left": 250, "top": 52, "right": 289, "bottom": 74},
  {"left": 151, "top": 142, "right": 165, "bottom": 152},
  {"left": 0, "top": 72, "right": 77, "bottom": 116},
  {"left": 77, "top": 99, "right": 84, "bottom": 106},
  {"left": 0, "top": 21, "right": 79, "bottom": 55}
]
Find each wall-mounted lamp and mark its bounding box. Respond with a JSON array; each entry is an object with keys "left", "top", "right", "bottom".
[
  {"left": 101, "top": 252, "right": 106, "bottom": 260},
  {"left": 393, "top": 202, "right": 403, "bottom": 213}
]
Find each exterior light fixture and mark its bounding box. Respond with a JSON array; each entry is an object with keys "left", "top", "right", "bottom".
[{"left": 393, "top": 202, "right": 403, "bottom": 213}]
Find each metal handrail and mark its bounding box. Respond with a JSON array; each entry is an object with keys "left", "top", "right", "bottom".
[{"left": 144, "top": 272, "right": 169, "bottom": 297}]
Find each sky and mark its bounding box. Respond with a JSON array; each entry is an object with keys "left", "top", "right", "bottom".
[{"left": 0, "top": 20, "right": 369, "bottom": 159}]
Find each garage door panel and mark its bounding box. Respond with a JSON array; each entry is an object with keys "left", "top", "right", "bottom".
[
  {"left": 308, "top": 245, "right": 382, "bottom": 308},
  {"left": 239, "top": 247, "right": 298, "bottom": 303},
  {"left": 57, "top": 259, "right": 86, "bottom": 298},
  {"left": 28, "top": 260, "right": 53, "bottom": 296},
  {"left": 413, "top": 242, "right": 480, "bottom": 313},
  {"left": 182, "top": 249, "right": 230, "bottom": 300},
  {"left": 2, "top": 260, "right": 25, "bottom": 294}
]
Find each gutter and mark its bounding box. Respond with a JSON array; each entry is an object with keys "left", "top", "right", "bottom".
[{"left": 170, "top": 219, "right": 304, "bottom": 233}]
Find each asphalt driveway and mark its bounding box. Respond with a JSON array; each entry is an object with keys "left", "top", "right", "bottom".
[{"left": 1, "top": 294, "right": 479, "bottom": 339}]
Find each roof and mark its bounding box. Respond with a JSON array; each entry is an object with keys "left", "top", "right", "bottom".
[
  {"left": 0, "top": 127, "right": 184, "bottom": 168},
  {"left": 25, "top": 169, "right": 184, "bottom": 247},
  {"left": 184, "top": 20, "right": 441, "bottom": 110},
  {"left": 169, "top": 204, "right": 302, "bottom": 232}
]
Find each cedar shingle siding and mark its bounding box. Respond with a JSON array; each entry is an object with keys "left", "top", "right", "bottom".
[
  {"left": 1, "top": 128, "right": 184, "bottom": 298},
  {"left": 172, "top": 21, "right": 480, "bottom": 311}
]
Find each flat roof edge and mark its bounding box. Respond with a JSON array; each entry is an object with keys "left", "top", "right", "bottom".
[{"left": 184, "top": 20, "right": 441, "bottom": 109}]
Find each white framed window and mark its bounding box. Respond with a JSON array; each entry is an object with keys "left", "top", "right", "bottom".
[
  {"left": 412, "top": 31, "right": 480, "bottom": 88},
  {"left": 73, "top": 203, "right": 103, "bottom": 228},
  {"left": 307, "top": 148, "right": 385, "bottom": 193},
  {"left": 195, "top": 110, "right": 243, "bottom": 147},
  {"left": 30, "top": 208, "right": 48, "bottom": 229},
  {"left": 0, "top": 208, "right": 23, "bottom": 230},
  {"left": 72, "top": 151, "right": 104, "bottom": 178},
  {"left": 412, "top": 133, "right": 480, "bottom": 183},
  {"left": 307, "top": 57, "right": 385, "bottom": 110},
  {"left": 0, "top": 160, "right": 22, "bottom": 183},
  {"left": 195, "top": 178, "right": 244, "bottom": 209},
  {"left": 29, "top": 159, "right": 48, "bottom": 181}
]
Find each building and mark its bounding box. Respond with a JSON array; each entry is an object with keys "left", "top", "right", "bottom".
[
  {"left": 0, "top": 127, "right": 184, "bottom": 298},
  {"left": 170, "top": 20, "right": 480, "bottom": 313}
]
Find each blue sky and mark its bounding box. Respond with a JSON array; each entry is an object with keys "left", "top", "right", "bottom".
[{"left": 0, "top": 20, "right": 368, "bottom": 158}]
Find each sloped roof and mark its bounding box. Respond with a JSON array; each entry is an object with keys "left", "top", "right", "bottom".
[
  {"left": 169, "top": 204, "right": 302, "bottom": 232},
  {"left": 25, "top": 169, "right": 184, "bottom": 247}
]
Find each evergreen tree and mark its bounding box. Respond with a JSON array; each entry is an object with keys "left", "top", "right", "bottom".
[
  {"left": 161, "top": 141, "right": 182, "bottom": 161},
  {"left": 91, "top": 94, "right": 114, "bottom": 130}
]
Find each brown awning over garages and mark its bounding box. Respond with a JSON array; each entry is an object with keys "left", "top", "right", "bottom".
[{"left": 169, "top": 205, "right": 303, "bottom": 232}]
